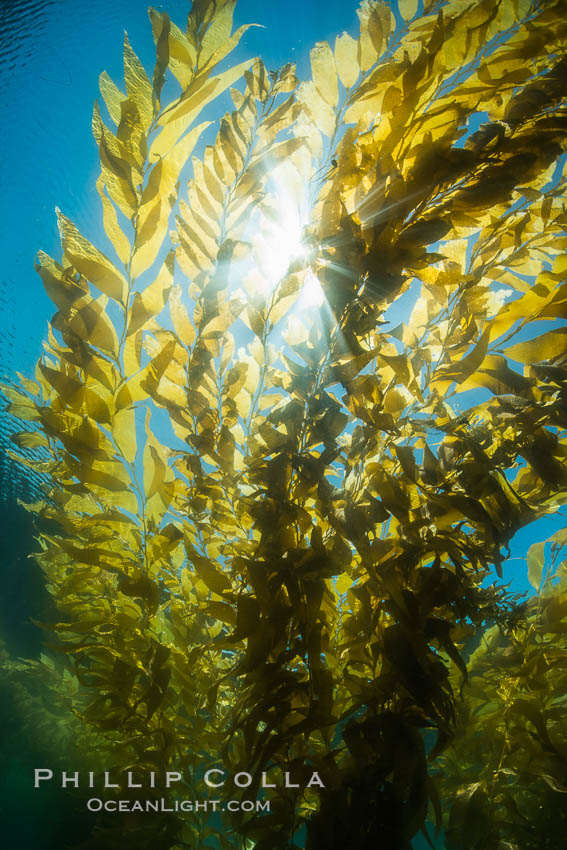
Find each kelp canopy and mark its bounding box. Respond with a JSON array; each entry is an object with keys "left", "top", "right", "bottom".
[{"left": 3, "top": 0, "right": 567, "bottom": 847}]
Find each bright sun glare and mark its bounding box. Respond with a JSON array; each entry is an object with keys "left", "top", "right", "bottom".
[{"left": 248, "top": 162, "right": 325, "bottom": 308}]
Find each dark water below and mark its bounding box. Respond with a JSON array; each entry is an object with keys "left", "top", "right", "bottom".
[{"left": 0, "top": 498, "right": 94, "bottom": 849}]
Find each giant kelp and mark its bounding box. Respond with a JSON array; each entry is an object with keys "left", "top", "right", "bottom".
[
  {"left": 437, "top": 533, "right": 567, "bottom": 850},
  {"left": 2, "top": 0, "right": 567, "bottom": 848}
]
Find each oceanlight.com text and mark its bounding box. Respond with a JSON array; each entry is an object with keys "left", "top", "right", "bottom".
[{"left": 86, "top": 797, "right": 271, "bottom": 814}]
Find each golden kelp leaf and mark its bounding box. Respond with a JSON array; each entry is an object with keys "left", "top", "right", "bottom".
[
  {"left": 311, "top": 42, "right": 339, "bottom": 108},
  {"left": 13, "top": 376, "right": 39, "bottom": 398},
  {"left": 142, "top": 409, "right": 171, "bottom": 505},
  {"left": 148, "top": 9, "right": 170, "bottom": 103},
  {"left": 122, "top": 329, "right": 142, "bottom": 379},
  {"left": 527, "top": 541, "right": 545, "bottom": 590},
  {"left": 42, "top": 407, "right": 111, "bottom": 460},
  {"left": 201, "top": 155, "right": 225, "bottom": 207},
  {"left": 206, "top": 600, "right": 237, "bottom": 625},
  {"left": 200, "top": 0, "right": 236, "bottom": 68},
  {"left": 505, "top": 329, "right": 567, "bottom": 364},
  {"left": 201, "top": 313, "right": 231, "bottom": 339},
  {"left": 124, "top": 33, "right": 154, "bottom": 129},
  {"left": 35, "top": 251, "right": 87, "bottom": 310},
  {"left": 84, "top": 386, "right": 113, "bottom": 423},
  {"left": 69, "top": 456, "right": 132, "bottom": 492},
  {"left": 343, "top": 89, "right": 384, "bottom": 124},
  {"left": 245, "top": 58, "right": 270, "bottom": 102},
  {"left": 3, "top": 387, "right": 41, "bottom": 420},
  {"left": 179, "top": 202, "right": 220, "bottom": 262},
  {"left": 116, "top": 338, "right": 176, "bottom": 409},
  {"left": 96, "top": 176, "right": 131, "bottom": 266},
  {"left": 38, "top": 363, "right": 82, "bottom": 404},
  {"left": 180, "top": 566, "right": 196, "bottom": 601},
  {"left": 144, "top": 443, "right": 166, "bottom": 500},
  {"left": 146, "top": 484, "right": 175, "bottom": 528},
  {"left": 188, "top": 163, "right": 222, "bottom": 231},
  {"left": 223, "top": 361, "right": 248, "bottom": 400},
  {"left": 298, "top": 81, "right": 336, "bottom": 138},
  {"left": 458, "top": 354, "right": 529, "bottom": 395},
  {"left": 152, "top": 14, "right": 195, "bottom": 90},
  {"left": 247, "top": 139, "right": 306, "bottom": 192},
  {"left": 335, "top": 573, "right": 353, "bottom": 595},
  {"left": 93, "top": 103, "right": 141, "bottom": 167},
  {"left": 272, "top": 62, "right": 298, "bottom": 95},
  {"left": 335, "top": 32, "right": 359, "bottom": 88},
  {"left": 128, "top": 254, "right": 174, "bottom": 335},
  {"left": 155, "top": 58, "right": 253, "bottom": 146},
  {"left": 68, "top": 296, "right": 119, "bottom": 356},
  {"left": 92, "top": 99, "right": 139, "bottom": 168},
  {"left": 176, "top": 232, "right": 216, "bottom": 279},
  {"left": 113, "top": 408, "right": 137, "bottom": 463},
  {"left": 5, "top": 450, "right": 49, "bottom": 474},
  {"left": 398, "top": 0, "right": 418, "bottom": 21},
  {"left": 256, "top": 96, "right": 299, "bottom": 149},
  {"left": 155, "top": 374, "right": 187, "bottom": 407},
  {"left": 395, "top": 445, "right": 417, "bottom": 482},
  {"left": 99, "top": 71, "right": 126, "bottom": 126},
  {"left": 150, "top": 80, "right": 214, "bottom": 160},
  {"left": 170, "top": 284, "right": 196, "bottom": 347},
  {"left": 132, "top": 121, "right": 211, "bottom": 277},
  {"left": 200, "top": 5, "right": 255, "bottom": 74},
  {"left": 244, "top": 304, "right": 266, "bottom": 339},
  {"left": 228, "top": 110, "right": 249, "bottom": 163},
  {"left": 357, "top": 0, "right": 385, "bottom": 71},
  {"left": 10, "top": 431, "right": 49, "bottom": 449},
  {"left": 97, "top": 138, "right": 138, "bottom": 220},
  {"left": 243, "top": 354, "right": 260, "bottom": 394},
  {"left": 57, "top": 210, "right": 127, "bottom": 303},
  {"left": 552, "top": 253, "right": 567, "bottom": 278},
  {"left": 188, "top": 553, "right": 232, "bottom": 595},
  {"left": 269, "top": 294, "right": 298, "bottom": 326},
  {"left": 488, "top": 286, "right": 550, "bottom": 342},
  {"left": 432, "top": 329, "right": 490, "bottom": 389},
  {"left": 234, "top": 388, "right": 251, "bottom": 419},
  {"left": 46, "top": 537, "right": 125, "bottom": 568}
]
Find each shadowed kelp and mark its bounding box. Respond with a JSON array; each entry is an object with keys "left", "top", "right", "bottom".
[
  {"left": 436, "top": 535, "right": 567, "bottom": 850},
  {"left": 2, "top": 0, "right": 567, "bottom": 848}
]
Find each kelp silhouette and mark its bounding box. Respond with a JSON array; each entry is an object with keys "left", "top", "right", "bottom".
[{"left": 3, "top": 0, "right": 567, "bottom": 848}]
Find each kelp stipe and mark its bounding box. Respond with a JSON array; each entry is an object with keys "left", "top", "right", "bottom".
[{"left": 2, "top": 0, "right": 567, "bottom": 847}]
